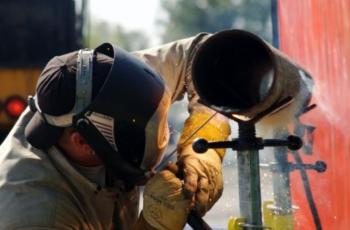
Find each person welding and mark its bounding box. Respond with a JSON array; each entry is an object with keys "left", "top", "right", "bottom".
[{"left": 0, "top": 32, "right": 230, "bottom": 230}]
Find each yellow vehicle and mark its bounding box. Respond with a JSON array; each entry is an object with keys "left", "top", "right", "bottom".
[{"left": 0, "top": 0, "right": 86, "bottom": 141}]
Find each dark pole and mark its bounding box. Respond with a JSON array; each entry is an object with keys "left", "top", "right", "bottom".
[
  {"left": 271, "top": 0, "right": 280, "bottom": 48},
  {"left": 271, "top": 128, "right": 293, "bottom": 214},
  {"left": 236, "top": 123, "right": 262, "bottom": 229}
]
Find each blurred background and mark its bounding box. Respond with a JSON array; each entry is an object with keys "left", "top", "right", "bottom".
[
  {"left": 87, "top": 0, "right": 273, "bottom": 49},
  {"left": 0, "top": 0, "right": 275, "bottom": 229},
  {"left": 1, "top": 1, "right": 349, "bottom": 230}
]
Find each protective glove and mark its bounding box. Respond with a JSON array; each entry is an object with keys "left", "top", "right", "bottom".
[
  {"left": 177, "top": 112, "right": 231, "bottom": 215},
  {"left": 177, "top": 145, "right": 223, "bottom": 215},
  {"left": 141, "top": 169, "right": 191, "bottom": 230}
]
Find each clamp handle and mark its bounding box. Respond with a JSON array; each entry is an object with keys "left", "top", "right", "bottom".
[{"left": 192, "top": 135, "right": 303, "bottom": 153}]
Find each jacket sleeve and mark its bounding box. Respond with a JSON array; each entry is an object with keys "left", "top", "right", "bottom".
[{"left": 132, "top": 33, "right": 231, "bottom": 160}]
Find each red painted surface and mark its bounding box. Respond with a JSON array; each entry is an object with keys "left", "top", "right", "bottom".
[{"left": 278, "top": 1, "right": 350, "bottom": 229}]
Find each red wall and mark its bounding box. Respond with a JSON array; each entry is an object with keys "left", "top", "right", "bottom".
[{"left": 278, "top": 1, "right": 350, "bottom": 229}]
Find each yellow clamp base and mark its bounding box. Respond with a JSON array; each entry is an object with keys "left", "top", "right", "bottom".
[
  {"left": 263, "top": 200, "right": 294, "bottom": 230},
  {"left": 228, "top": 217, "right": 246, "bottom": 230}
]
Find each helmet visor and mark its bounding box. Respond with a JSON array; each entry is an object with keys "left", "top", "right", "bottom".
[{"left": 141, "top": 87, "right": 171, "bottom": 170}]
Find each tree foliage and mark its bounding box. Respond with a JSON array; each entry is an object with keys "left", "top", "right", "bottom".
[
  {"left": 88, "top": 20, "right": 150, "bottom": 51},
  {"left": 158, "top": 0, "right": 272, "bottom": 43}
]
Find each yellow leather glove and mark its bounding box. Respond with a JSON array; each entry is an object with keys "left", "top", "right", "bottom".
[
  {"left": 177, "top": 112, "right": 231, "bottom": 215},
  {"left": 177, "top": 145, "right": 223, "bottom": 215},
  {"left": 142, "top": 169, "right": 191, "bottom": 230}
]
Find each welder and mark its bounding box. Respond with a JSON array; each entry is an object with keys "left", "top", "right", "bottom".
[{"left": 0, "top": 33, "right": 230, "bottom": 230}]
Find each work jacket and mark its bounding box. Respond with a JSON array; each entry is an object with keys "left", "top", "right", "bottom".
[{"left": 0, "top": 33, "right": 227, "bottom": 230}]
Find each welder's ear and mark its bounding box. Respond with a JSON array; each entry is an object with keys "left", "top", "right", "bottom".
[
  {"left": 58, "top": 128, "right": 92, "bottom": 155},
  {"left": 70, "top": 131, "right": 85, "bottom": 145},
  {"left": 71, "top": 131, "right": 92, "bottom": 151}
]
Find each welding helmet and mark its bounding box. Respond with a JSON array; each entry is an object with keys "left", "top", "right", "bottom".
[{"left": 25, "top": 43, "right": 171, "bottom": 187}]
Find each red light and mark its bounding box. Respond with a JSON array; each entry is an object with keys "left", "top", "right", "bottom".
[{"left": 5, "top": 97, "right": 26, "bottom": 118}]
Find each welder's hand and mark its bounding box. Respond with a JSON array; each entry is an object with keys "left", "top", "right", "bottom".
[
  {"left": 178, "top": 144, "right": 223, "bottom": 216},
  {"left": 142, "top": 169, "right": 191, "bottom": 230}
]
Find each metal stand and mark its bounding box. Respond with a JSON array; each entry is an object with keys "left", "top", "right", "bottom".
[
  {"left": 236, "top": 123, "right": 263, "bottom": 228},
  {"left": 191, "top": 102, "right": 326, "bottom": 230},
  {"left": 193, "top": 121, "right": 303, "bottom": 230}
]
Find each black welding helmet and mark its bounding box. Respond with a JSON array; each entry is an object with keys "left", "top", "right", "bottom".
[
  {"left": 74, "top": 43, "right": 171, "bottom": 186},
  {"left": 26, "top": 43, "right": 171, "bottom": 186}
]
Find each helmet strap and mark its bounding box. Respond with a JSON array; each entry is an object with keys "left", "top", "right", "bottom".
[{"left": 73, "top": 113, "right": 148, "bottom": 190}]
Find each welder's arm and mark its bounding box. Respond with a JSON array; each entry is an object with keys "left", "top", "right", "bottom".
[
  {"left": 134, "top": 169, "right": 191, "bottom": 230},
  {"left": 133, "top": 33, "right": 231, "bottom": 214},
  {"left": 132, "top": 33, "right": 210, "bottom": 101}
]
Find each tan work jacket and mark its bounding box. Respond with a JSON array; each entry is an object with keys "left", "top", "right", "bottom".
[{"left": 0, "top": 33, "right": 224, "bottom": 230}]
